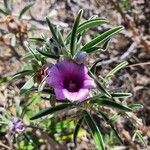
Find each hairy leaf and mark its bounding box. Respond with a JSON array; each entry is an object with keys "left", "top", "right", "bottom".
[
  {"left": 84, "top": 110, "right": 105, "bottom": 150},
  {"left": 30, "top": 103, "right": 73, "bottom": 120},
  {"left": 81, "top": 26, "right": 124, "bottom": 51},
  {"left": 70, "top": 9, "right": 83, "bottom": 56},
  {"left": 19, "top": 3, "right": 34, "bottom": 19}
]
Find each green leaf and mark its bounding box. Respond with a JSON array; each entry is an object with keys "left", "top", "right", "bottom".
[
  {"left": 3, "top": 0, "right": 12, "bottom": 14},
  {"left": 21, "top": 93, "right": 41, "bottom": 118},
  {"left": 23, "top": 133, "right": 31, "bottom": 143},
  {"left": 90, "top": 59, "right": 102, "bottom": 73},
  {"left": 109, "top": 114, "right": 120, "bottom": 123},
  {"left": 30, "top": 103, "right": 73, "bottom": 120},
  {"left": 20, "top": 75, "right": 35, "bottom": 95},
  {"left": 0, "top": 8, "right": 8, "bottom": 15},
  {"left": 19, "top": 3, "right": 34, "bottom": 19},
  {"left": 22, "top": 52, "right": 43, "bottom": 61},
  {"left": 20, "top": 87, "right": 54, "bottom": 97},
  {"left": 135, "top": 130, "right": 147, "bottom": 146},
  {"left": 57, "top": 29, "right": 68, "bottom": 55},
  {"left": 29, "top": 37, "right": 46, "bottom": 43},
  {"left": 4, "top": 0, "right": 11, "bottom": 9},
  {"left": 90, "top": 98, "right": 132, "bottom": 112},
  {"left": 101, "top": 39, "right": 110, "bottom": 50},
  {"left": 73, "top": 117, "right": 84, "bottom": 145},
  {"left": 82, "top": 46, "right": 104, "bottom": 53},
  {"left": 46, "top": 17, "right": 59, "bottom": 43},
  {"left": 36, "top": 48, "right": 59, "bottom": 59},
  {"left": 12, "top": 70, "right": 33, "bottom": 79},
  {"left": 88, "top": 71, "right": 111, "bottom": 98},
  {"left": 81, "top": 38, "right": 110, "bottom": 53},
  {"left": 128, "top": 104, "right": 143, "bottom": 110},
  {"left": 78, "top": 18, "right": 108, "bottom": 33},
  {"left": 81, "top": 26, "right": 124, "bottom": 51},
  {"left": 84, "top": 110, "right": 105, "bottom": 150},
  {"left": 111, "top": 92, "right": 132, "bottom": 98},
  {"left": 0, "top": 77, "right": 10, "bottom": 84},
  {"left": 57, "top": 28, "right": 65, "bottom": 47},
  {"left": 105, "top": 61, "right": 128, "bottom": 79},
  {"left": 66, "top": 18, "right": 108, "bottom": 41},
  {"left": 24, "top": 42, "right": 40, "bottom": 61},
  {"left": 98, "top": 111, "right": 123, "bottom": 144},
  {"left": 70, "top": 9, "right": 83, "bottom": 56}
]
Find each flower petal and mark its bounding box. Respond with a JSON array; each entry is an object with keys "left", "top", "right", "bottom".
[
  {"left": 83, "top": 79, "right": 96, "bottom": 89},
  {"left": 47, "top": 65, "right": 60, "bottom": 76},
  {"left": 58, "top": 60, "right": 85, "bottom": 77},
  {"left": 76, "top": 89, "right": 89, "bottom": 102},
  {"left": 63, "top": 89, "right": 89, "bottom": 102},
  {"left": 46, "top": 76, "right": 63, "bottom": 88},
  {"left": 46, "top": 65, "right": 64, "bottom": 88},
  {"left": 54, "top": 88, "right": 65, "bottom": 100}
]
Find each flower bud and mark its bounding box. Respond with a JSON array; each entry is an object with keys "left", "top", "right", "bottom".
[
  {"left": 74, "top": 51, "right": 88, "bottom": 64},
  {"left": 8, "top": 117, "right": 25, "bottom": 134}
]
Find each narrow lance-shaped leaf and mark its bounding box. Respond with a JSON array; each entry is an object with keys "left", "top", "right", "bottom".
[
  {"left": 109, "top": 114, "right": 120, "bottom": 123},
  {"left": 83, "top": 39, "right": 110, "bottom": 54},
  {"left": 20, "top": 75, "right": 35, "bottom": 95},
  {"left": 101, "top": 39, "right": 110, "bottom": 50},
  {"left": 100, "top": 92, "right": 132, "bottom": 100},
  {"left": 110, "top": 92, "right": 132, "bottom": 98},
  {"left": 4, "top": 0, "right": 8, "bottom": 9},
  {"left": 0, "top": 8, "right": 8, "bottom": 15},
  {"left": 46, "top": 17, "right": 59, "bottom": 44},
  {"left": 82, "top": 46, "right": 104, "bottom": 53},
  {"left": 20, "top": 87, "right": 54, "bottom": 97},
  {"left": 19, "top": 3, "right": 34, "bottom": 19},
  {"left": 81, "top": 26, "right": 124, "bottom": 51},
  {"left": 36, "top": 48, "right": 59, "bottom": 59},
  {"left": 84, "top": 110, "right": 105, "bottom": 150},
  {"left": 70, "top": 9, "right": 83, "bottom": 56},
  {"left": 12, "top": 69, "right": 34, "bottom": 79},
  {"left": 21, "top": 93, "right": 41, "bottom": 118},
  {"left": 24, "top": 42, "right": 40, "bottom": 61},
  {"left": 30, "top": 103, "right": 73, "bottom": 120},
  {"left": 4, "top": 0, "right": 11, "bottom": 9},
  {"left": 78, "top": 18, "right": 108, "bottom": 33},
  {"left": 90, "top": 59, "right": 103, "bottom": 75},
  {"left": 98, "top": 111, "right": 123, "bottom": 144},
  {"left": 3, "top": 0, "right": 12, "bottom": 14},
  {"left": 135, "top": 130, "right": 147, "bottom": 146},
  {"left": 23, "top": 133, "right": 37, "bottom": 148},
  {"left": 105, "top": 61, "right": 128, "bottom": 79},
  {"left": 73, "top": 117, "right": 84, "bottom": 145},
  {"left": 66, "top": 18, "right": 108, "bottom": 41},
  {"left": 90, "top": 98, "right": 132, "bottom": 112},
  {"left": 88, "top": 71, "right": 111, "bottom": 98},
  {"left": 128, "top": 104, "right": 143, "bottom": 110},
  {"left": 57, "top": 28, "right": 68, "bottom": 55},
  {"left": 29, "top": 37, "right": 46, "bottom": 43}
]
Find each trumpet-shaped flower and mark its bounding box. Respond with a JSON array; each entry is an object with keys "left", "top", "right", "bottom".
[{"left": 46, "top": 60, "right": 96, "bottom": 102}]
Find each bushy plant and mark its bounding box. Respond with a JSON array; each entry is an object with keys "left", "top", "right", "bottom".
[{"left": 0, "top": 9, "right": 144, "bottom": 150}]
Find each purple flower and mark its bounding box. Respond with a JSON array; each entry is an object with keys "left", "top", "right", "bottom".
[
  {"left": 8, "top": 117, "right": 25, "bottom": 134},
  {"left": 46, "top": 60, "right": 96, "bottom": 102}
]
